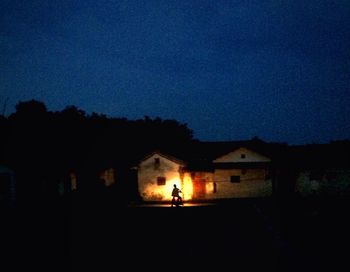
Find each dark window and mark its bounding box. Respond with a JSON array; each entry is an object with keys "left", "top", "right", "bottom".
[
  {"left": 241, "top": 169, "right": 247, "bottom": 175},
  {"left": 241, "top": 154, "right": 246, "bottom": 159},
  {"left": 230, "top": 176, "right": 240, "bottom": 183},
  {"left": 157, "top": 176, "right": 166, "bottom": 186},
  {"left": 265, "top": 169, "right": 271, "bottom": 180},
  {"left": 213, "top": 182, "right": 217, "bottom": 193},
  {"left": 154, "top": 158, "right": 160, "bottom": 170}
]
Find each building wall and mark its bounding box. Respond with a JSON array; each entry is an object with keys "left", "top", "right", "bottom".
[
  {"left": 210, "top": 168, "right": 272, "bottom": 198},
  {"left": 137, "top": 148, "right": 273, "bottom": 201},
  {"left": 138, "top": 153, "right": 184, "bottom": 201},
  {"left": 209, "top": 148, "right": 272, "bottom": 198},
  {"left": 190, "top": 172, "right": 214, "bottom": 200}
]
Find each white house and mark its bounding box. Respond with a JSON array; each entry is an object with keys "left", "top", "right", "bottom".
[
  {"left": 136, "top": 144, "right": 274, "bottom": 202},
  {"left": 137, "top": 151, "right": 191, "bottom": 201},
  {"left": 210, "top": 147, "right": 272, "bottom": 199}
]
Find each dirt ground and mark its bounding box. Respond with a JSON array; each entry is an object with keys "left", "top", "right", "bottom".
[{"left": 2, "top": 195, "right": 350, "bottom": 271}]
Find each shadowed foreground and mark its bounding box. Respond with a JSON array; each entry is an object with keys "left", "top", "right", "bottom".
[{"left": 3, "top": 195, "right": 350, "bottom": 271}]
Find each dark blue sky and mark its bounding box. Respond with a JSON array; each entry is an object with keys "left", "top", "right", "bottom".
[{"left": 1, "top": 0, "right": 350, "bottom": 144}]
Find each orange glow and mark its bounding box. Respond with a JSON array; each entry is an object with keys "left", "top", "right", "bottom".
[
  {"left": 206, "top": 181, "right": 214, "bottom": 194},
  {"left": 142, "top": 173, "right": 193, "bottom": 201},
  {"left": 182, "top": 173, "right": 193, "bottom": 200}
]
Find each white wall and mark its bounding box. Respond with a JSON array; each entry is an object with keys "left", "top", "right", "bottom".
[
  {"left": 138, "top": 153, "right": 184, "bottom": 201},
  {"left": 209, "top": 168, "right": 272, "bottom": 199},
  {"left": 137, "top": 148, "right": 273, "bottom": 201},
  {"left": 210, "top": 147, "right": 272, "bottom": 198},
  {"left": 213, "top": 147, "right": 271, "bottom": 163}
]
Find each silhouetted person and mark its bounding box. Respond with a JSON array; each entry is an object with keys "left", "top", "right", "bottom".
[{"left": 171, "top": 184, "right": 182, "bottom": 207}]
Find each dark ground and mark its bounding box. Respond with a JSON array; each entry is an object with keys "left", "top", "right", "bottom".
[{"left": 2, "top": 195, "right": 350, "bottom": 271}]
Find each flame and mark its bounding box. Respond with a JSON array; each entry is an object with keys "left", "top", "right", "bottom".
[
  {"left": 182, "top": 173, "right": 193, "bottom": 200},
  {"left": 142, "top": 173, "right": 193, "bottom": 201}
]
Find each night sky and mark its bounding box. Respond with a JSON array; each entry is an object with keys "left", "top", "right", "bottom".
[{"left": 1, "top": 0, "right": 349, "bottom": 144}]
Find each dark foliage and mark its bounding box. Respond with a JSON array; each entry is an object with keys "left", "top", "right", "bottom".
[{"left": 1, "top": 99, "right": 194, "bottom": 202}]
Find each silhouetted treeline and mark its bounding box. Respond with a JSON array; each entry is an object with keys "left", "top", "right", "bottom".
[
  {"left": 0, "top": 99, "right": 195, "bottom": 202},
  {"left": 2, "top": 99, "right": 350, "bottom": 204}
]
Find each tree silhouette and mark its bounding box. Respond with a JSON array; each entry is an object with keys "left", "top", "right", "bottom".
[{"left": 3, "top": 99, "right": 194, "bottom": 202}]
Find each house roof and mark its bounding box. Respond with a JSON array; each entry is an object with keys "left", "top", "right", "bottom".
[
  {"left": 137, "top": 139, "right": 286, "bottom": 171},
  {"left": 188, "top": 139, "right": 286, "bottom": 161},
  {"left": 135, "top": 139, "right": 350, "bottom": 171},
  {"left": 138, "top": 150, "right": 186, "bottom": 166}
]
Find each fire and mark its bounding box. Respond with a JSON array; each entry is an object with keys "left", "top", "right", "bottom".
[
  {"left": 142, "top": 173, "right": 193, "bottom": 201},
  {"left": 182, "top": 173, "right": 193, "bottom": 200}
]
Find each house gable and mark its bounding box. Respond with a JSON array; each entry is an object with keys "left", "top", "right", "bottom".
[
  {"left": 137, "top": 152, "right": 186, "bottom": 201},
  {"left": 213, "top": 147, "right": 271, "bottom": 163},
  {"left": 139, "top": 152, "right": 185, "bottom": 169}
]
